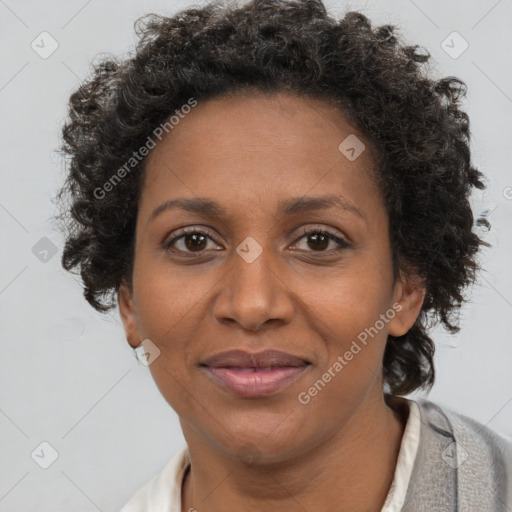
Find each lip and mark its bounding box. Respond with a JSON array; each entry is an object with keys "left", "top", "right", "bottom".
[
  {"left": 200, "top": 349, "right": 311, "bottom": 398},
  {"left": 201, "top": 349, "right": 310, "bottom": 368}
]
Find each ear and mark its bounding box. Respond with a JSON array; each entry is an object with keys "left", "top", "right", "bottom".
[
  {"left": 388, "top": 270, "right": 426, "bottom": 337},
  {"left": 118, "top": 280, "right": 142, "bottom": 349}
]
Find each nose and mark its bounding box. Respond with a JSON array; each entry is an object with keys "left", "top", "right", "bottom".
[{"left": 212, "top": 243, "right": 295, "bottom": 332}]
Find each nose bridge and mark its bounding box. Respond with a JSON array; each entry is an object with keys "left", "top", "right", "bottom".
[
  {"left": 213, "top": 234, "right": 293, "bottom": 330},
  {"left": 234, "top": 235, "right": 273, "bottom": 290}
]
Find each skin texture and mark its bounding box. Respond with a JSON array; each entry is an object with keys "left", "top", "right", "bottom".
[{"left": 118, "top": 91, "right": 426, "bottom": 512}]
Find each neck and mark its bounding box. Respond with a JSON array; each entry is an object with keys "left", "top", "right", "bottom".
[{"left": 181, "top": 392, "right": 408, "bottom": 512}]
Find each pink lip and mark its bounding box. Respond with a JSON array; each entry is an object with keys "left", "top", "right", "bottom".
[
  {"left": 201, "top": 349, "right": 309, "bottom": 368},
  {"left": 203, "top": 366, "right": 309, "bottom": 398},
  {"left": 200, "top": 349, "right": 311, "bottom": 397}
]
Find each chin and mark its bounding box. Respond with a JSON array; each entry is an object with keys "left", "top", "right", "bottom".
[{"left": 214, "top": 419, "right": 305, "bottom": 461}]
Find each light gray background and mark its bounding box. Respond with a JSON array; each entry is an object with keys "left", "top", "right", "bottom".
[{"left": 1, "top": 0, "right": 511, "bottom": 510}]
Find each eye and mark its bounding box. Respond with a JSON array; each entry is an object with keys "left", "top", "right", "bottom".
[
  {"left": 291, "top": 226, "right": 350, "bottom": 254},
  {"left": 162, "top": 227, "right": 221, "bottom": 255},
  {"left": 161, "top": 225, "right": 350, "bottom": 257}
]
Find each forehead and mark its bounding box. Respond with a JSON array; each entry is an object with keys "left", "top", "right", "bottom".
[
  {"left": 147, "top": 91, "right": 366, "bottom": 165},
  {"left": 140, "top": 91, "right": 383, "bottom": 219}
]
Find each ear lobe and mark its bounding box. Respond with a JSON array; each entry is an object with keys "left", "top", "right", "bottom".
[
  {"left": 118, "top": 280, "right": 142, "bottom": 349},
  {"left": 388, "top": 272, "right": 426, "bottom": 337}
]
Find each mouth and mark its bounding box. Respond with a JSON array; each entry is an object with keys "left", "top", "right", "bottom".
[{"left": 200, "top": 349, "right": 311, "bottom": 398}]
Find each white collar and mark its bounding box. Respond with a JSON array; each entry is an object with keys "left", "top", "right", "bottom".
[{"left": 380, "top": 398, "right": 421, "bottom": 511}]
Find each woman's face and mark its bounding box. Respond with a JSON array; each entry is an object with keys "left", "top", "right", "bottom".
[{"left": 119, "top": 91, "right": 424, "bottom": 462}]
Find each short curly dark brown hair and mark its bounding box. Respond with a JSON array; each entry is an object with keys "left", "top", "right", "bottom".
[{"left": 54, "top": 0, "right": 491, "bottom": 397}]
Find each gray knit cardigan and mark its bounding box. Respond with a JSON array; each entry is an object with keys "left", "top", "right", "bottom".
[{"left": 403, "top": 399, "right": 512, "bottom": 511}]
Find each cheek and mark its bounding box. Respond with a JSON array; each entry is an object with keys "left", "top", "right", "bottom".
[
  {"left": 296, "top": 286, "right": 391, "bottom": 425},
  {"left": 132, "top": 268, "right": 210, "bottom": 411},
  {"left": 299, "top": 269, "right": 393, "bottom": 396},
  {"left": 146, "top": 356, "right": 197, "bottom": 420},
  {"left": 132, "top": 257, "right": 210, "bottom": 343},
  {"left": 134, "top": 271, "right": 205, "bottom": 411},
  {"left": 303, "top": 268, "right": 392, "bottom": 343},
  {"left": 293, "top": 359, "right": 379, "bottom": 447}
]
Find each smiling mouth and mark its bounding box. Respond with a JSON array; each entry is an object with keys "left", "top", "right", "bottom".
[{"left": 199, "top": 348, "right": 311, "bottom": 397}]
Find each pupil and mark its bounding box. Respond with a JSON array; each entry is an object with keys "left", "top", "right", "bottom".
[
  {"left": 185, "top": 233, "right": 207, "bottom": 251},
  {"left": 308, "top": 233, "right": 328, "bottom": 251},
  {"left": 182, "top": 232, "right": 328, "bottom": 252}
]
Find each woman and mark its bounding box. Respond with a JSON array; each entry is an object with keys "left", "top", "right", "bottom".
[{"left": 54, "top": 0, "right": 512, "bottom": 510}]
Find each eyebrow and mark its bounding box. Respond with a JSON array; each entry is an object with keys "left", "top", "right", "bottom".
[{"left": 147, "top": 194, "right": 366, "bottom": 226}]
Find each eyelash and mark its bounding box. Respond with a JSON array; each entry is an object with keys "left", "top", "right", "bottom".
[{"left": 161, "top": 225, "right": 350, "bottom": 257}]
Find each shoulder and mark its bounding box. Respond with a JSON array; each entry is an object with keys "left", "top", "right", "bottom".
[
  {"left": 416, "top": 398, "right": 512, "bottom": 459},
  {"left": 411, "top": 398, "right": 512, "bottom": 511},
  {"left": 120, "top": 445, "right": 190, "bottom": 512}
]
